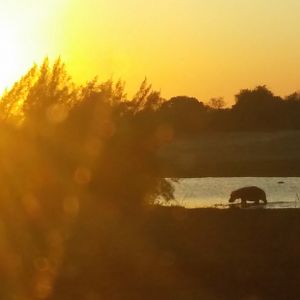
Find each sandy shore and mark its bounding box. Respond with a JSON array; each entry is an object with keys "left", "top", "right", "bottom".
[{"left": 51, "top": 207, "right": 300, "bottom": 299}]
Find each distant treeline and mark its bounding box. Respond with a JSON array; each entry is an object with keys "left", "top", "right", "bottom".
[{"left": 147, "top": 86, "right": 300, "bottom": 136}]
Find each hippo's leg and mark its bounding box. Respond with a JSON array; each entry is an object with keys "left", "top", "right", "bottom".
[
  {"left": 262, "top": 195, "right": 267, "bottom": 204},
  {"left": 241, "top": 198, "right": 247, "bottom": 207}
]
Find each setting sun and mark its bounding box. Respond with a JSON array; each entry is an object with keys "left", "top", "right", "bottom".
[
  {"left": 0, "top": 21, "right": 28, "bottom": 91},
  {"left": 0, "top": 0, "right": 68, "bottom": 93}
]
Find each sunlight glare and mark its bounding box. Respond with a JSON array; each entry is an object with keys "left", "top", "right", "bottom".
[
  {"left": 0, "top": 23, "right": 28, "bottom": 93},
  {"left": 0, "top": 0, "right": 70, "bottom": 95}
]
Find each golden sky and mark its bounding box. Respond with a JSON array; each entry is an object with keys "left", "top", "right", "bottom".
[{"left": 1, "top": 0, "right": 300, "bottom": 104}]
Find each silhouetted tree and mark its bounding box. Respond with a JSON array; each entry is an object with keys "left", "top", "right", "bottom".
[
  {"left": 0, "top": 64, "right": 37, "bottom": 124},
  {"left": 232, "top": 85, "right": 283, "bottom": 130},
  {"left": 158, "top": 96, "right": 208, "bottom": 136},
  {"left": 208, "top": 97, "right": 225, "bottom": 109}
]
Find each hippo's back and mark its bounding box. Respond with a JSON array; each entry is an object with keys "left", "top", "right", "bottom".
[{"left": 234, "top": 186, "right": 266, "bottom": 198}]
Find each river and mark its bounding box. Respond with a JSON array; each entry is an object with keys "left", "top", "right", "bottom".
[{"left": 165, "top": 177, "right": 300, "bottom": 209}]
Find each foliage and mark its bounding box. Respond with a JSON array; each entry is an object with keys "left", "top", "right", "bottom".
[
  {"left": 0, "top": 58, "right": 178, "bottom": 212},
  {"left": 208, "top": 97, "right": 225, "bottom": 109},
  {"left": 154, "top": 85, "right": 300, "bottom": 133}
]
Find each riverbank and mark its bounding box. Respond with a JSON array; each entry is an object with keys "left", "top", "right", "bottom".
[
  {"left": 168, "top": 177, "right": 300, "bottom": 209},
  {"left": 52, "top": 207, "right": 300, "bottom": 299},
  {"left": 159, "top": 131, "right": 300, "bottom": 177}
]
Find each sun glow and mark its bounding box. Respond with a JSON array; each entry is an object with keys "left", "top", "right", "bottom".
[
  {"left": 1, "top": 0, "right": 300, "bottom": 102},
  {"left": 0, "top": 22, "right": 29, "bottom": 93},
  {"left": 0, "top": 0, "right": 69, "bottom": 95}
]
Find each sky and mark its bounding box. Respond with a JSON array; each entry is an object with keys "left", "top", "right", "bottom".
[{"left": 1, "top": 0, "right": 300, "bottom": 104}]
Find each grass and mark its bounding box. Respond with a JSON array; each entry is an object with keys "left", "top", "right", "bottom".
[
  {"left": 159, "top": 130, "right": 300, "bottom": 177},
  {"left": 50, "top": 206, "right": 300, "bottom": 300}
]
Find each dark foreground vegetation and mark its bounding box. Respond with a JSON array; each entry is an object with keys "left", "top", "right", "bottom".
[
  {"left": 0, "top": 59, "right": 176, "bottom": 299},
  {"left": 53, "top": 207, "right": 300, "bottom": 300},
  {"left": 0, "top": 59, "right": 300, "bottom": 299}
]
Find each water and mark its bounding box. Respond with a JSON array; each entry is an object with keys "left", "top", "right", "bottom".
[{"left": 167, "top": 177, "right": 300, "bottom": 209}]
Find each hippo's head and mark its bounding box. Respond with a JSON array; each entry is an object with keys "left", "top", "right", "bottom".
[{"left": 228, "top": 190, "right": 238, "bottom": 203}]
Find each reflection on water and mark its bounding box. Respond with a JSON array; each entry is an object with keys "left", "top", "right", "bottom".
[{"left": 168, "top": 177, "right": 300, "bottom": 209}]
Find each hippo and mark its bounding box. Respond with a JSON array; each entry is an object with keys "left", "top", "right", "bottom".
[{"left": 229, "top": 186, "right": 267, "bottom": 206}]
